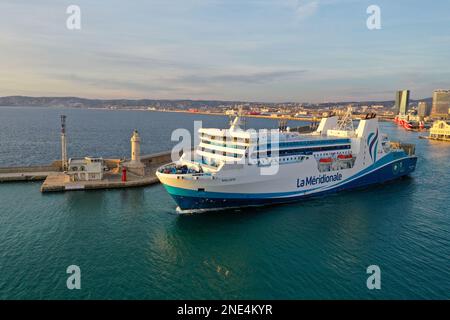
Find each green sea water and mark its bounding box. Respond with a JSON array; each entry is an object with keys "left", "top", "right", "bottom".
[{"left": 0, "top": 107, "right": 449, "bottom": 299}]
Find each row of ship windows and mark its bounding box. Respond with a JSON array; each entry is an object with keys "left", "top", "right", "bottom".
[
  {"left": 277, "top": 156, "right": 306, "bottom": 162},
  {"left": 201, "top": 140, "right": 247, "bottom": 149},
  {"left": 314, "top": 150, "right": 351, "bottom": 157},
  {"left": 200, "top": 145, "right": 351, "bottom": 158},
  {"left": 255, "top": 150, "right": 350, "bottom": 162},
  {"left": 200, "top": 138, "right": 351, "bottom": 151},
  {"left": 201, "top": 134, "right": 250, "bottom": 144},
  {"left": 201, "top": 133, "right": 349, "bottom": 147},
  {"left": 199, "top": 153, "right": 306, "bottom": 163},
  {"left": 255, "top": 144, "right": 351, "bottom": 157},
  {"left": 200, "top": 148, "right": 240, "bottom": 157},
  {"left": 261, "top": 139, "right": 351, "bottom": 148}
]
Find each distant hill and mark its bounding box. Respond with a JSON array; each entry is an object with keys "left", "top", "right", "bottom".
[
  {"left": 0, "top": 96, "right": 244, "bottom": 109},
  {"left": 0, "top": 95, "right": 432, "bottom": 109}
]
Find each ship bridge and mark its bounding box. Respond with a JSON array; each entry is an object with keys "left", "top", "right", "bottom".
[{"left": 197, "top": 126, "right": 251, "bottom": 167}]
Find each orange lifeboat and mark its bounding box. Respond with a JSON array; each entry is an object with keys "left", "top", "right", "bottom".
[
  {"left": 319, "top": 157, "right": 333, "bottom": 163},
  {"left": 337, "top": 154, "right": 353, "bottom": 160}
]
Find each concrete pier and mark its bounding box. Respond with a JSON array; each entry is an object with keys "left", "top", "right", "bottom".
[
  {"left": 40, "top": 171, "right": 160, "bottom": 192},
  {"left": 0, "top": 151, "right": 173, "bottom": 192},
  {"left": 40, "top": 151, "right": 172, "bottom": 193}
]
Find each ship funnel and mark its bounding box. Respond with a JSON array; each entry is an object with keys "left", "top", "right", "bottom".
[
  {"left": 355, "top": 113, "right": 379, "bottom": 139},
  {"left": 316, "top": 115, "right": 338, "bottom": 135}
]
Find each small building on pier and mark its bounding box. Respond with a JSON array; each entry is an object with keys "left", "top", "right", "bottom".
[{"left": 67, "top": 157, "right": 105, "bottom": 181}]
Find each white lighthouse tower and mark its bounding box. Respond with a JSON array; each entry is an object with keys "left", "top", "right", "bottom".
[
  {"left": 124, "top": 129, "right": 145, "bottom": 176},
  {"left": 131, "top": 129, "right": 141, "bottom": 163}
]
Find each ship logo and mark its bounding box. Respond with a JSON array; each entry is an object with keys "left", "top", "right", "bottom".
[{"left": 367, "top": 129, "right": 379, "bottom": 163}]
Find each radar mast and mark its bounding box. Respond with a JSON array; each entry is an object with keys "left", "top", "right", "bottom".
[{"left": 336, "top": 106, "right": 354, "bottom": 131}]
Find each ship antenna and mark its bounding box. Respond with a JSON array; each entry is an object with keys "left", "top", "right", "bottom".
[
  {"left": 336, "top": 106, "right": 354, "bottom": 131},
  {"left": 60, "top": 115, "right": 68, "bottom": 171},
  {"left": 239, "top": 105, "right": 247, "bottom": 130}
]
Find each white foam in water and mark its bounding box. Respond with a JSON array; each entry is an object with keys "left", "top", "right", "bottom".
[
  {"left": 175, "top": 204, "right": 264, "bottom": 215},
  {"left": 175, "top": 206, "right": 238, "bottom": 215}
]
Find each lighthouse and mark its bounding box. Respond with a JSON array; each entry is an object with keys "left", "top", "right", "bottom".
[
  {"left": 123, "top": 129, "right": 145, "bottom": 176},
  {"left": 131, "top": 129, "right": 141, "bottom": 163}
]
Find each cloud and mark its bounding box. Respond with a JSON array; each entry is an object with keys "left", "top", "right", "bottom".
[
  {"left": 294, "top": 0, "right": 320, "bottom": 20},
  {"left": 46, "top": 69, "right": 308, "bottom": 100},
  {"left": 51, "top": 73, "right": 180, "bottom": 93},
  {"left": 178, "top": 69, "right": 308, "bottom": 85}
]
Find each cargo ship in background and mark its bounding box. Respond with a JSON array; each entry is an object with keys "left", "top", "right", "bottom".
[{"left": 157, "top": 110, "right": 418, "bottom": 211}]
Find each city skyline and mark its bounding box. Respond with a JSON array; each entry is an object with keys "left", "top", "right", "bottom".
[{"left": 1, "top": 0, "right": 450, "bottom": 102}]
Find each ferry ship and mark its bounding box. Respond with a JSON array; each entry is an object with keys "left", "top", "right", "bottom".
[{"left": 156, "top": 111, "right": 417, "bottom": 211}]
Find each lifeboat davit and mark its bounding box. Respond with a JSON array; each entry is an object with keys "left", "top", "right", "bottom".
[{"left": 319, "top": 157, "right": 333, "bottom": 163}]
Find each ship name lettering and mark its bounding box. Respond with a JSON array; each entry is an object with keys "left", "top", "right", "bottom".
[{"left": 297, "top": 173, "right": 343, "bottom": 188}]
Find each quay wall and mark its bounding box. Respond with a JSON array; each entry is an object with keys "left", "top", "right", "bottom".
[
  {"left": 141, "top": 151, "right": 172, "bottom": 167},
  {"left": 0, "top": 152, "right": 173, "bottom": 174},
  {"left": 0, "top": 164, "right": 60, "bottom": 174}
]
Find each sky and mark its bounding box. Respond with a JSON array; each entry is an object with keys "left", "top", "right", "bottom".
[{"left": 0, "top": 0, "right": 449, "bottom": 102}]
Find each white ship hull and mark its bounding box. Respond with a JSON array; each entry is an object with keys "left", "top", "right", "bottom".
[{"left": 157, "top": 152, "right": 416, "bottom": 211}]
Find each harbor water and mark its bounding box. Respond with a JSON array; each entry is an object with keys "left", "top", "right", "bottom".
[{"left": 0, "top": 107, "right": 449, "bottom": 299}]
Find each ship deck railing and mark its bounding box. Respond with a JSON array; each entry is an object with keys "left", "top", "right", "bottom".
[{"left": 390, "top": 141, "right": 416, "bottom": 156}]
